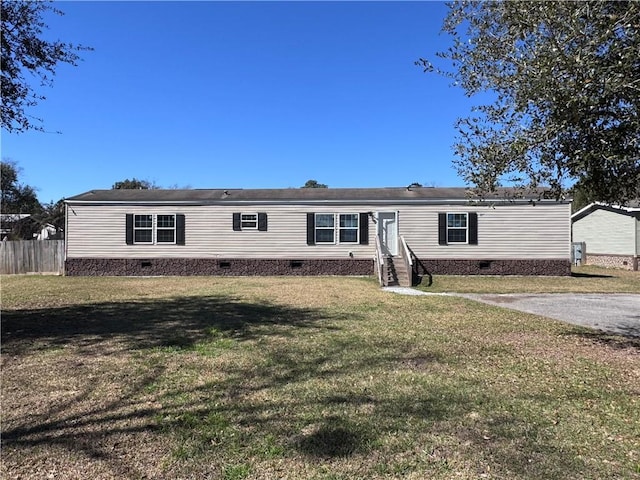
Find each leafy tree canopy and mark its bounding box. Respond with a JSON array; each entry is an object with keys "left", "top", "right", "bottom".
[
  {"left": 41, "top": 198, "right": 65, "bottom": 231},
  {"left": 302, "top": 179, "right": 328, "bottom": 188},
  {"left": 1, "top": 160, "right": 41, "bottom": 214},
  {"left": 0, "top": 160, "right": 66, "bottom": 238},
  {"left": 112, "top": 178, "right": 158, "bottom": 190},
  {"left": 1, "top": 0, "right": 91, "bottom": 133},
  {"left": 419, "top": 1, "right": 640, "bottom": 205}
]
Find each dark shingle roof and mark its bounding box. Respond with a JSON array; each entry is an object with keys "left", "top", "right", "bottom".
[{"left": 65, "top": 186, "right": 559, "bottom": 205}]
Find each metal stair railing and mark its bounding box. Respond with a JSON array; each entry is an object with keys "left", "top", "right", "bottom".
[{"left": 399, "top": 236, "right": 414, "bottom": 287}]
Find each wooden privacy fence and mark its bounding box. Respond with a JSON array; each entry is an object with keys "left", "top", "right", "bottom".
[{"left": 0, "top": 240, "right": 65, "bottom": 274}]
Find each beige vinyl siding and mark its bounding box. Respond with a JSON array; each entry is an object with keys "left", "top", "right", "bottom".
[
  {"left": 66, "top": 202, "right": 571, "bottom": 260},
  {"left": 399, "top": 203, "right": 571, "bottom": 259},
  {"left": 572, "top": 209, "right": 636, "bottom": 256},
  {"left": 66, "top": 204, "right": 374, "bottom": 259}
]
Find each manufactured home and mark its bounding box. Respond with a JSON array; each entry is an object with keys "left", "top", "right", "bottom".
[
  {"left": 572, "top": 202, "right": 640, "bottom": 271},
  {"left": 64, "top": 187, "right": 572, "bottom": 284}
]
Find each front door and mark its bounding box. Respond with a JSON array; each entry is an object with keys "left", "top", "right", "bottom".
[{"left": 378, "top": 212, "right": 398, "bottom": 256}]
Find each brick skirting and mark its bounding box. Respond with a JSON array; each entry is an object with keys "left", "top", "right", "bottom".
[
  {"left": 65, "top": 258, "right": 374, "bottom": 277},
  {"left": 66, "top": 257, "right": 571, "bottom": 277},
  {"left": 584, "top": 254, "right": 639, "bottom": 271},
  {"left": 414, "top": 258, "right": 571, "bottom": 276}
]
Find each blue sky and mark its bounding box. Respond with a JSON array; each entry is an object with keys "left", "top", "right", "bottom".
[{"left": 2, "top": 1, "right": 477, "bottom": 204}]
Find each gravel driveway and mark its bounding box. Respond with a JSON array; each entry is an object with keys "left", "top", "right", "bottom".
[{"left": 460, "top": 293, "right": 640, "bottom": 337}]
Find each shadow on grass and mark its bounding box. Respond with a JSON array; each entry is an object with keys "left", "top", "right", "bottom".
[
  {"left": 570, "top": 271, "right": 615, "bottom": 278},
  {"left": 564, "top": 328, "right": 640, "bottom": 350},
  {"left": 1, "top": 294, "right": 356, "bottom": 476},
  {"left": 1, "top": 362, "right": 173, "bottom": 478},
  {"left": 294, "top": 416, "right": 373, "bottom": 458},
  {"left": 1, "top": 294, "right": 343, "bottom": 355},
  {"left": 1, "top": 294, "right": 601, "bottom": 478}
]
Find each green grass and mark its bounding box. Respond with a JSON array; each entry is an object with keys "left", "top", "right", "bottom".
[{"left": 1, "top": 270, "right": 639, "bottom": 479}]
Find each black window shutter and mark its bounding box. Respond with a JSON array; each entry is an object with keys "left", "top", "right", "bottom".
[
  {"left": 176, "top": 214, "right": 186, "bottom": 245},
  {"left": 359, "top": 212, "right": 369, "bottom": 245},
  {"left": 232, "top": 212, "right": 241, "bottom": 231},
  {"left": 438, "top": 213, "right": 447, "bottom": 245},
  {"left": 126, "top": 214, "right": 134, "bottom": 245},
  {"left": 306, "top": 213, "right": 315, "bottom": 245},
  {"left": 468, "top": 212, "right": 478, "bottom": 245},
  {"left": 258, "top": 212, "right": 268, "bottom": 231}
]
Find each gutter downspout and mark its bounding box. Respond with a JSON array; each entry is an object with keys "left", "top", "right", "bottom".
[
  {"left": 635, "top": 214, "right": 639, "bottom": 271},
  {"left": 64, "top": 203, "right": 70, "bottom": 275}
]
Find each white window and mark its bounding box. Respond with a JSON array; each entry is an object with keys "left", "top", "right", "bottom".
[
  {"left": 339, "top": 213, "right": 359, "bottom": 243},
  {"left": 315, "top": 214, "right": 335, "bottom": 243},
  {"left": 447, "top": 213, "right": 468, "bottom": 243},
  {"left": 313, "top": 213, "right": 359, "bottom": 244},
  {"left": 134, "top": 215, "right": 153, "bottom": 244},
  {"left": 156, "top": 215, "right": 176, "bottom": 243},
  {"left": 241, "top": 213, "right": 258, "bottom": 229},
  {"left": 133, "top": 214, "right": 176, "bottom": 244}
]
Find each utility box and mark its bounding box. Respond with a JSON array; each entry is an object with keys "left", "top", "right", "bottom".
[{"left": 571, "top": 242, "right": 585, "bottom": 266}]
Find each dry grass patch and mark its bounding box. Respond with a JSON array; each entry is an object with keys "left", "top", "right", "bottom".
[
  {"left": 418, "top": 265, "right": 640, "bottom": 293},
  {"left": 2, "top": 275, "right": 639, "bottom": 479}
]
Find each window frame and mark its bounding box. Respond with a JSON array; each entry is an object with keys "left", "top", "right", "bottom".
[
  {"left": 132, "top": 214, "right": 177, "bottom": 245},
  {"left": 446, "top": 212, "right": 468, "bottom": 244},
  {"left": 240, "top": 213, "right": 258, "bottom": 230},
  {"left": 338, "top": 213, "right": 359, "bottom": 244},
  {"left": 312, "top": 213, "right": 361, "bottom": 245},
  {"left": 156, "top": 214, "right": 176, "bottom": 244},
  {"left": 314, "top": 213, "right": 335, "bottom": 244},
  {"left": 133, "top": 214, "right": 153, "bottom": 244}
]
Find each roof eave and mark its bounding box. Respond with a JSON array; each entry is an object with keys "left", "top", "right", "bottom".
[
  {"left": 64, "top": 198, "right": 560, "bottom": 206},
  {"left": 571, "top": 201, "right": 640, "bottom": 221}
]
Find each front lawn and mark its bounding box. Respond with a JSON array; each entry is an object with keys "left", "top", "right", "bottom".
[{"left": 2, "top": 274, "right": 638, "bottom": 479}]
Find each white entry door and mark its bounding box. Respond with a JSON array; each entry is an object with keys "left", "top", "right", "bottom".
[{"left": 378, "top": 212, "right": 398, "bottom": 256}]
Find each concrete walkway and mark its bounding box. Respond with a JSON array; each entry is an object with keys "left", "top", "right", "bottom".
[
  {"left": 383, "top": 287, "right": 640, "bottom": 337},
  {"left": 382, "top": 286, "right": 451, "bottom": 296}
]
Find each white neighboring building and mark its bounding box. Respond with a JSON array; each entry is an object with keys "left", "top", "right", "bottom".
[{"left": 571, "top": 202, "right": 640, "bottom": 271}]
